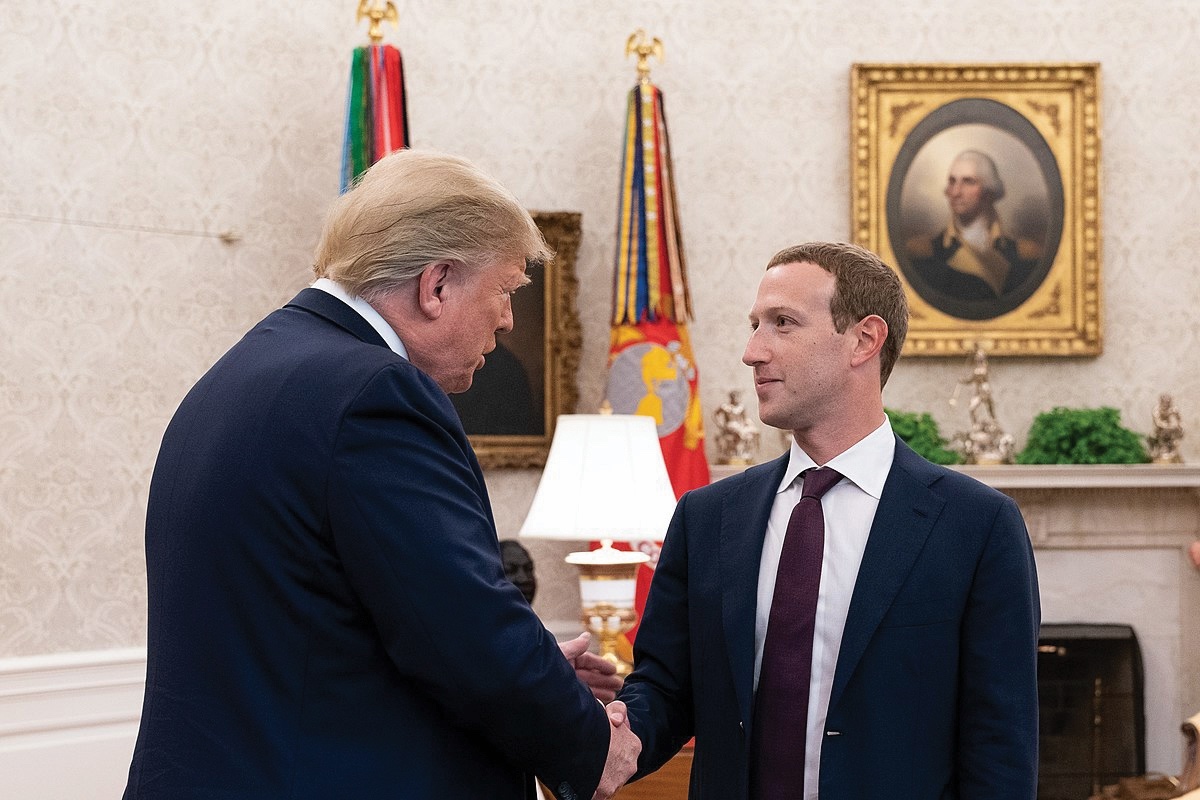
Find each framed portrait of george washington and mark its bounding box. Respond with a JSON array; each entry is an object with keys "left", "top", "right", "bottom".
[
  {"left": 851, "top": 63, "right": 1101, "bottom": 356},
  {"left": 449, "top": 211, "right": 583, "bottom": 468}
]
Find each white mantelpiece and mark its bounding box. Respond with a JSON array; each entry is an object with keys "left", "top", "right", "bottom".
[
  {"left": 975, "top": 464, "right": 1200, "bottom": 775},
  {"left": 712, "top": 462, "right": 1200, "bottom": 774}
]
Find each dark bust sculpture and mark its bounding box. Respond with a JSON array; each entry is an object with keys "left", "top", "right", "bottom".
[{"left": 499, "top": 539, "right": 537, "bottom": 604}]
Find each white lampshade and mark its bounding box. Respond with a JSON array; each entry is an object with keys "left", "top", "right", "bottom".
[{"left": 519, "top": 414, "right": 676, "bottom": 543}]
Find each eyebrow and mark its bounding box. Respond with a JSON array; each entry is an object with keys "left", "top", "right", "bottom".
[{"left": 748, "top": 305, "right": 797, "bottom": 322}]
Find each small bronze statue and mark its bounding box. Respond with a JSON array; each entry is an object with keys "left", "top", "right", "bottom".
[
  {"left": 950, "top": 344, "right": 1014, "bottom": 465},
  {"left": 1147, "top": 393, "right": 1184, "bottom": 464},
  {"left": 712, "top": 389, "right": 760, "bottom": 465}
]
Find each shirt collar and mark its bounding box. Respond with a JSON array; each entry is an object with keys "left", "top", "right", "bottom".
[
  {"left": 776, "top": 416, "right": 895, "bottom": 500},
  {"left": 942, "top": 212, "right": 1004, "bottom": 248},
  {"left": 310, "top": 278, "right": 409, "bottom": 359}
]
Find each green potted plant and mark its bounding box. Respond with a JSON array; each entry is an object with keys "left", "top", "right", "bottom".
[
  {"left": 885, "top": 408, "right": 961, "bottom": 465},
  {"left": 1016, "top": 406, "right": 1149, "bottom": 465}
]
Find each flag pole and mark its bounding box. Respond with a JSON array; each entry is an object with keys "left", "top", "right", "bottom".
[{"left": 605, "top": 31, "right": 710, "bottom": 655}]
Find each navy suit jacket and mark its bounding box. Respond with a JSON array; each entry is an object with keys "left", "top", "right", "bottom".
[
  {"left": 620, "top": 439, "right": 1040, "bottom": 799},
  {"left": 124, "top": 289, "right": 608, "bottom": 800}
]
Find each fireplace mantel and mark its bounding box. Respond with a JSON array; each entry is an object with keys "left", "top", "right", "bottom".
[
  {"left": 954, "top": 462, "right": 1200, "bottom": 490},
  {"left": 954, "top": 464, "right": 1200, "bottom": 553}
]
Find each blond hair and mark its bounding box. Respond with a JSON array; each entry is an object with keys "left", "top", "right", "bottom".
[
  {"left": 313, "top": 150, "right": 549, "bottom": 301},
  {"left": 767, "top": 242, "right": 909, "bottom": 386}
]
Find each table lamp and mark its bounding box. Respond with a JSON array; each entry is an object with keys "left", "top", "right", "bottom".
[{"left": 519, "top": 413, "right": 676, "bottom": 675}]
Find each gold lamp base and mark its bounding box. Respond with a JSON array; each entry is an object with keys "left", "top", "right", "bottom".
[{"left": 566, "top": 539, "right": 649, "bottom": 677}]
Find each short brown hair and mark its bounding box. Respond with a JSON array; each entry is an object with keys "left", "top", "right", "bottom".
[
  {"left": 313, "top": 150, "right": 549, "bottom": 301},
  {"left": 767, "top": 242, "right": 909, "bottom": 386}
]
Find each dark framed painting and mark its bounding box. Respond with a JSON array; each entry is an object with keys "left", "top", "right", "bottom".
[
  {"left": 450, "top": 211, "right": 583, "bottom": 468},
  {"left": 851, "top": 63, "right": 1101, "bottom": 356}
]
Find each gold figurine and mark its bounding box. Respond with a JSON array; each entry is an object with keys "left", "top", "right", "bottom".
[
  {"left": 1148, "top": 393, "right": 1184, "bottom": 464},
  {"left": 713, "top": 390, "right": 760, "bottom": 466},
  {"left": 357, "top": 0, "right": 398, "bottom": 44},
  {"left": 625, "top": 29, "right": 664, "bottom": 84},
  {"left": 949, "top": 343, "right": 1014, "bottom": 465}
]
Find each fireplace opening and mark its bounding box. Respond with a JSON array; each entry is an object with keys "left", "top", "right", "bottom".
[{"left": 1037, "top": 623, "right": 1146, "bottom": 800}]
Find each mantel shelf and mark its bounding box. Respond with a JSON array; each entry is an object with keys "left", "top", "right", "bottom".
[
  {"left": 953, "top": 463, "right": 1200, "bottom": 490},
  {"left": 711, "top": 462, "right": 1200, "bottom": 490}
]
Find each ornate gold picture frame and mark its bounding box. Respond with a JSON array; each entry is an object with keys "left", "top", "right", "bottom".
[
  {"left": 851, "top": 63, "right": 1101, "bottom": 356},
  {"left": 450, "top": 211, "right": 583, "bottom": 468}
]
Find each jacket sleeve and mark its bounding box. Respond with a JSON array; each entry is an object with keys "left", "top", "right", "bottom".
[
  {"left": 619, "top": 492, "right": 698, "bottom": 777},
  {"left": 957, "top": 496, "right": 1041, "bottom": 800},
  {"left": 326, "top": 364, "right": 609, "bottom": 798}
]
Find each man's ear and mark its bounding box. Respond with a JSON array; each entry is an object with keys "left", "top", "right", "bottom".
[
  {"left": 417, "top": 261, "right": 454, "bottom": 320},
  {"left": 849, "top": 314, "right": 888, "bottom": 369}
]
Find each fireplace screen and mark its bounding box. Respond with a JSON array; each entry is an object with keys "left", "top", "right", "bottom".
[{"left": 1038, "top": 623, "right": 1146, "bottom": 800}]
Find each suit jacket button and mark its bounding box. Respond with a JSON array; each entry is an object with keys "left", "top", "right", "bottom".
[{"left": 556, "top": 781, "right": 576, "bottom": 800}]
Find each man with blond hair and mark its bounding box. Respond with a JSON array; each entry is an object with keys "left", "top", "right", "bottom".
[{"left": 124, "top": 150, "right": 639, "bottom": 800}]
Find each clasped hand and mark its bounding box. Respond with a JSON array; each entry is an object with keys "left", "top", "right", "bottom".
[
  {"left": 557, "top": 634, "right": 640, "bottom": 798},
  {"left": 557, "top": 632, "right": 623, "bottom": 703},
  {"left": 593, "top": 700, "right": 640, "bottom": 800}
]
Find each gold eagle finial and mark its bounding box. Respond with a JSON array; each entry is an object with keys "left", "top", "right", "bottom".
[
  {"left": 625, "top": 29, "right": 664, "bottom": 84},
  {"left": 357, "top": 1, "right": 399, "bottom": 44}
]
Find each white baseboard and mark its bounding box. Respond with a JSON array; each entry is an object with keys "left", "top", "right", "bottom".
[{"left": 0, "top": 648, "right": 146, "bottom": 800}]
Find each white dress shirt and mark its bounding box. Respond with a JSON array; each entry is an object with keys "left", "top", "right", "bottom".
[
  {"left": 311, "top": 278, "right": 409, "bottom": 359},
  {"left": 753, "top": 417, "right": 895, "bottom": 800}
]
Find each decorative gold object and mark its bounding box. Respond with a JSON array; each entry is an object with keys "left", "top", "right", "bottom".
[
  {"left": 949, "top": 343, "right": 1014, "bottom": 464},
  {"left": 458, "top": 212, "right": 583, "bottom": 468},
  {"left": 713, "top": 389, "right": 760, "bottom": 465},
  {"left": 1148, "top": 393, "right": 1184, "bottom": 464},
  {"left": 851, "top": 63, "right": 1102, "bottom": 357},
  {"left": 625, "top": 29, "right": 664, "bottom": 84},
  {"left": 519, "top": 415, "right": 675, "bottom": 677},
  {"left": 566, "top": 548, "right": 649, "bottom": 677},
  {"left": 1088, "top": 709, "right": 1200, "bottom": 798},
  {"left": 356, "top": 0, "right": 398, "bottom": 44},
  {"left": 1181, "top": 711, "right": 1200, "bottom": 793}
]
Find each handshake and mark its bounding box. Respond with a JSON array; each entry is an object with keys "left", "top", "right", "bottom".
[
  {"left": 594, "top": 699, "right": 640, "bottom": 799},
  {"left": 558, "top": 633, "right": 642, "bottom": 800}
]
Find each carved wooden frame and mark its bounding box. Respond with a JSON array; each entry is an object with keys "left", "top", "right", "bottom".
[{"left": 466, "top": 211, "right": 582, "bottom": 468}]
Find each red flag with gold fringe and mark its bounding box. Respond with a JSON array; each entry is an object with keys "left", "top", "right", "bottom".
[{"left": 606, "top": 76, "right": 710, "bottom": 651}]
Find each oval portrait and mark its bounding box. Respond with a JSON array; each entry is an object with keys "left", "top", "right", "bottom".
[{"left": 886, "top": 98, "right": 1064, "bottom": 321}]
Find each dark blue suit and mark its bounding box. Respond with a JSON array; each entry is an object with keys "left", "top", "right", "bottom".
[
  {"left": 124, "top": 289, "right": 608, "bottom": 800},
  {"left": 620, "top": 439, "right": 1040, "bottom": 799}
]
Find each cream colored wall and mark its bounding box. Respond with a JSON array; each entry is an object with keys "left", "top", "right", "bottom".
[{"left": 2, "top": 0, "right": 1198, "bottom": 660}]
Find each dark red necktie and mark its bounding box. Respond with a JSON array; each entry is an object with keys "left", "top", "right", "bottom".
[{"left": 751, "top": 466, "right": 843, "bottom": 800}]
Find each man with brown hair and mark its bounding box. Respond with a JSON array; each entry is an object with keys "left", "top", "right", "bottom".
[{"left": 618, "top": 241, "right": 1040, "bottom": 799}]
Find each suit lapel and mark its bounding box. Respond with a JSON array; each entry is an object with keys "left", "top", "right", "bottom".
[
  {"left": 827, "top": 439, "right": 945, "bottom": 711},
  {"left": 286, "top": 288, "right": 391, "bottom": 349},
  {"left": 721, "top": 455, "right": 789, "bottom": 734}
]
